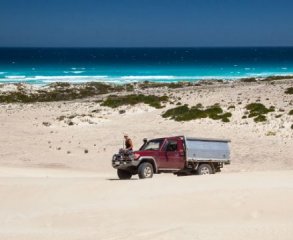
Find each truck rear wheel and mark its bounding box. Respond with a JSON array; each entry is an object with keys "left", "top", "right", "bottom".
[
  {"left": 117, "top": 169, "right": 132, "bottom": 179},
  {"left": 197, "top": 164, "right": 213, "bottom": 175},
  {"left": 138, "top": 162, "right": 153, "bottom": 179}
]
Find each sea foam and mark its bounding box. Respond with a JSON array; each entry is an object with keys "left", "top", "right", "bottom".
[{"left": 5, "top": 76, "right": 26, "bottom": 79}]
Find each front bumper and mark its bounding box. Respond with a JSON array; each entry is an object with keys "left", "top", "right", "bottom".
[{"left": 112, "top": 154, "right": 139, "bottom": 169}]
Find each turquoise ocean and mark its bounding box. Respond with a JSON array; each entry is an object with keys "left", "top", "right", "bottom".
[{"left": 0, "top": 47, "right": 293, "bottom": 85}]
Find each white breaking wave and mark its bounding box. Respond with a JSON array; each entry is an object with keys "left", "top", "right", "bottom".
[
  {"left": 1, "top": 72, "right": 293, "bottom": 85},
  {"left": 33, "top": 75, "right": 108, "bottom": 83},
  {"left": 71, "top": 67, "right": 86, "bottom": 70},
  {"left": 121, "top": 75, "right": 177, "bottom": 80},
  {"left": 120, "top": 75, "right": 217, "bottom": 81},
  {"left": 64, "top": 71, "right": 85, "bottom": 74},
  {"left": 0, "top": 74, "right": 245, "bottom": 84},
  {"left": 1, "top": 75, "right": 108, "bottom": 83},
  {"left": 5, "top": 75, "right": 26, "bottom": 79},
  {"left": 246, "top": 72, "right": 293, "bottom": 77}
]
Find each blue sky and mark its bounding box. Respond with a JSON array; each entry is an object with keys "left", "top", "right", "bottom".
[{"left": 0, "top": 0, "right": 292, "bottom": 47}]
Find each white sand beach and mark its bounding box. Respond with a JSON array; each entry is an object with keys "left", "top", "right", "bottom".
[{"left": 0, "top": 79, "right": 292, "bottom": 239}]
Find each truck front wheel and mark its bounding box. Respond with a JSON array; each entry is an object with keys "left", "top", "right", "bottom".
[
  {"left": 138, "top": 162, "right": 154, "bottom": 179},
  {"left": 197, "top": 164, "right": 213, "bottom": 175},
  {"left": 117, "top": 169, "right": 132, "bottom": 179}
]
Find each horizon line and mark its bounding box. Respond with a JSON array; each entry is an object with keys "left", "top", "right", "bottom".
[{"left": 0, "top": 46, "right": 293, "bottom": 49}]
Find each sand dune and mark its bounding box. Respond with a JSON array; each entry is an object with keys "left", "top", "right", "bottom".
[
  {"left": 0, "top": 80, "right": 292, "bottom": 239},
  {"left": 0, "top": 167, "right": 293, "bottom": 240}
]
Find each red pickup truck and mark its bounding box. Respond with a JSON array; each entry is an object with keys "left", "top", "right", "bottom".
[{"left": 112, "top": 136, "right": 231, "bottom": 179}]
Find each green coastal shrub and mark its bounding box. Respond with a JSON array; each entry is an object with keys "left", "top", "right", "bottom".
[
  {"left": 162, "top": 104, "right": 232, "bottom": 122},
  {"left": 285, "top": 87, "right": 293, "bottom": 94},
  {"left": 245, "top": 103, "right": 275, "bottom": 123},
  {"left": 138, "top": 81, "right": 192, "bottom": 90},
  {"left": 246, "top": 103, "right": 275, "bottom": 117},
  {"left": 262, "top": 75, "right": 293, "bottom": 81},
  {"left": 101, "top": 94, "right": 168, "bottom": 109},
  {"left": 125, "top": 84, "right": 134, "bottom": 91},
  {"left": 240, "top": 78, "right": 257, "bottom": 83},
  {"left": 254, "top": 115, "right": 267, "bottom": 123},
  {"left": 289, "top": 110, "right": 293, "bottom": 115},
  {"left": 0, "top": 82, "right": 128, "bottom": 103},
  {"left": 228, "top": 105, "right": 235, "bottom": 110},
  {"left": 266, "top": 131, "right": 276, "bottom": 136}
]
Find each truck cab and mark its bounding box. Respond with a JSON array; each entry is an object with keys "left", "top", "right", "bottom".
[
  {"left": 112, "top": 136, "right": 230, "bottom": 179},
  {"left": 136, "top": 137, "right": 186, "bottom": 170}
]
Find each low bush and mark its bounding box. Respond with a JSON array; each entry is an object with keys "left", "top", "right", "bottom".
[
  {"left": 0, "top": 82, "right": 127, "bottom": 103},
  {"left": 138, "top": 81, "right": 192, "bottom": 89},
  {"left": 162, "top": 104, "right": 232, "bottom": 122},
  {"left": 101, "top": 94, "right": 169, "bottom": 109},
  {"left": 262, "top": 75, "right": 293, "bottom": 81},
  {"left": 254, "top": 115, "right": 267, "bottom": 122},
  {"left": 285, "top": 87, "right": 293, "bottom": 94},
  {"left": 246, "top": 103, "right": 275, "bottom": 117},
  {"left": 266, "top": 131, "right": 276, "bottom": 136},
  {"left": 245, "top": 102, "right": 275, "bottom": 123},
  {"left": 240, "top": 78, "right": 257, "bottom": 82},
  {"left": 228, "top": 105, "right": 235, "bottom": 110}
]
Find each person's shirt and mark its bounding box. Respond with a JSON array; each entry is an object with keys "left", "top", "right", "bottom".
[{"left": 125, "top": 138, "right": 133, "bottom": 150}]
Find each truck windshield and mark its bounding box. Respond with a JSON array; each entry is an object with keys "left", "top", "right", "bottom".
[{"left": 141, "top": 139, "right": 164, "bottom": 151}]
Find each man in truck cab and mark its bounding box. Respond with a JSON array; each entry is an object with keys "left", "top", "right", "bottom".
[
  {"left": 124, "top": 134, "right": 133, "bottom": 151},
  {"left": 166, "top": 140, "right": 178, "bottom": 151}
]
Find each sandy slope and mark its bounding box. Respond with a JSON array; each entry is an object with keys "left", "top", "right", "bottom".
[
  {"left": 0, "top": 84, "right": 292, "bottom": 173},
  {"left": 0, "top": 167, "right": 293, "bottom": 240},
  {"left": 0, "top": 80, "right": 292, "bottom": 239}
]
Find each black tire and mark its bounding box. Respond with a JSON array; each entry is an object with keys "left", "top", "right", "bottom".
[
  {"left": 197, "top": 164, "right": 213, "bottom": 175},
  {"left": 138, "top": 162, "right": 154, "bottom": 179},
  {"left": 117, "top": 169, "right": 132, "bottom": 179}
]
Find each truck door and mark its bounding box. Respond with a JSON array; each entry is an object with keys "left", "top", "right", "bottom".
[{"left": 162, "top": 139, "right": 185, "bottom": 170}]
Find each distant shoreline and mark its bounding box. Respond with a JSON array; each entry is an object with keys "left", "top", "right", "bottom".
[
  {"left": 1, "top": 74, "right": 293, "bottom": 87},
  {"left": 0, "top": 76, "right": 292, "bottom": 104}
]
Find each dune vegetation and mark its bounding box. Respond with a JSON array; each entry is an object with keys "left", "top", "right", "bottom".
[
  {"left": 101, "top": 94, "right": 169, "bottom": 109},
  {"left": 162, "top": 104, "right": 232, "bottom": 122}
]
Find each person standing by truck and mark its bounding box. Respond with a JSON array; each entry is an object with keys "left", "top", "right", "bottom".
[{"left": 124, "top": 134, "right": 133, "bottom": 151}]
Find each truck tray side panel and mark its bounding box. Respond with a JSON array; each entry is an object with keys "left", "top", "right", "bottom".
[{"left": 186, "top": 139, "right": 230, "bottom": 161}]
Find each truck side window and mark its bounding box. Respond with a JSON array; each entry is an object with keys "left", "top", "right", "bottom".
[{"left": 166, "top": 140, "right": 178, "bottom": 151}]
